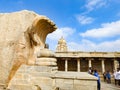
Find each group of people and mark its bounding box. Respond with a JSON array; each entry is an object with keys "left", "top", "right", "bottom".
[
  {"left": 88, "top": 67, "right": 101, "bottom": 90},
  {"left": 103, "top": 71, "right": 111, "bottom": 83},
  {"left": 88, "top": 67, "right": 120, "bottom": 90},
  {"left": 103, "top": 68, "right": 120, "bottom": 86}
]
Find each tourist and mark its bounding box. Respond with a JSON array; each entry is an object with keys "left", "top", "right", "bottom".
[
  {"left": 88, "top": 67, "right": 93, "bottom": 75},
  {"left": 113, "top": 70, "right": 117, "bottom": 85},
  {"left": 105, "top": 71, "right": 111, "bottom": 84},
  {"left": 103, "top": 72, "right": 106, "bottom": 82},
  {"left": 93, "top": 69, "right": 101, "bottom": 90},
  {"left": 116, "top": 68, "right": 120, "bottom": 86}
]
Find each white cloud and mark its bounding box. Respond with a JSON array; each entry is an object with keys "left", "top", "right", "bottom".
[
  {"left": 80, "top": 20, "right": 120, "bottom": 38},
  {"left": 76, "top": 0, "right": 107, "bottom": 25},
  {"left": 85, "top": 0, "right": 107, "bottom": 11},
  {"left": 47, "top": 25, "right": 120, "bottom": 52},
  {"left": 47, "top": 27, "right": 75, "bottom": 40},
  {"left": 68, "top": 39, "right": 120, "bottom": 52},
  {"left": 47, "top": 27, "right": 75, "bottom": 51},
  {"left": 68, "top": 42, "right": 82, "bottom": 51},
  {"left": 76, "top": 15, "right": 94, "bottom": 25},
  {"left": 68, "top": 39, "right": 96, "bottom": 51}
]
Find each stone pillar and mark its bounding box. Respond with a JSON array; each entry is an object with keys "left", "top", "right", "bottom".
[
  {"left": 77, "top": 58, "right": 80, "bottom": 72},
  {"left": 65, "top": 59, "right": 68, "bottom": 72},
  {"left": 101, "top": 59, "right": 105, "bottom": 73},
  {"left": 114, "top": 59, "right": 118, "bottom": 70},
  {"left": 88, "top": 59, "right": 92, "bottom": 68}
]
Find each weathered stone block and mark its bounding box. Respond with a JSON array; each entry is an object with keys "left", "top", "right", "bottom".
[
  {"left": 54, "top": 72, "right": 97, "bottom": 90},
  {"left": 10, "top": 85, "right": 37, "bottom": 90}
]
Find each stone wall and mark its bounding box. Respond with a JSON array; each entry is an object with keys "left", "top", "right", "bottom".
[
  {"left": 55, "top": 78, "right": 97, "bottom": 90},
  {"left": 53, "top": 72, "right": 97, "bottom": 90}
]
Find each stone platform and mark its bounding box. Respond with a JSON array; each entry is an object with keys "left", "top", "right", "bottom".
[
  {"left": 7, "top": 65, "right": 97, "bottom": 90},
  {"left": 53, "top": 71, "right": 97, "bottom": 90}
]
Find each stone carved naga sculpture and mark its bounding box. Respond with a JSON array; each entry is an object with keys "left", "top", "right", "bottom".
[{"left": 0, "top": 10, "right": 57, "bottom": 87}]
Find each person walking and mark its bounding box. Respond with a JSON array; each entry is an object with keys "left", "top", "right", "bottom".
[
  {"left": 106, "top": 71, "right": 111, "bottom": 84},
  {"left": 116, "top": 68, "right": 120, "bottom": 86},
  {"left": 113, "top": 70, "right": 117, "bottom": 85},
  {"left": 103, "top": 72, "right": 106, "bottom": 82},
  {"left": 94, "top": 69, "right": 101, "bottom": 90}
]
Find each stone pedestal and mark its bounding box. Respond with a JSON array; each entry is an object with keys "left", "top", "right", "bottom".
[
  {"left": 8, "top": 48, "right": 58, "bottom": 90},
  {"left": 8, "top": 65, "right": 57, "bottom": 90}
]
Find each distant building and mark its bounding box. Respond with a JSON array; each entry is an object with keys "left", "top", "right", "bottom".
[{"left": 55, "top": 37, "right": 120, "bottom": 74}]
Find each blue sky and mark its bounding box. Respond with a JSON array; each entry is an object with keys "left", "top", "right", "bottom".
[{"left": 0, "top": 0, "right": 120, "bottom": 52}]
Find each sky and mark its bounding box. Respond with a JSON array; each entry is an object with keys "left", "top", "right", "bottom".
[{"left": 0, "top": 0, "right": 120, "bottom": 52}]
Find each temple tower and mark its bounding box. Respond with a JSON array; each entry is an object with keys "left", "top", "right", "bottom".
[{"left": 56, "top": 37, "right": 68, "bottom": 52}]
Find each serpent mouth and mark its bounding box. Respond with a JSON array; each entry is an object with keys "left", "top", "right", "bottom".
[
  {"left": 32, "top": 16, "right": 57, "bottom": 33},
  {"left": 30, "top": 16, "right": 57, "bottom": 46}
]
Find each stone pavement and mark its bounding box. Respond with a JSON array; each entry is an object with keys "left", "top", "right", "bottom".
[{"left": 101, "top": 81, "right": 120, "bottom": 90}]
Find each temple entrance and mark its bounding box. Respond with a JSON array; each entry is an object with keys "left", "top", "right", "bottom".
[
  {"left": 105, "top": 59, "right": 114, "bottom": 72},
  {"left": 57, "top": 58, "right": 65, "bottom": 71},
  {"left": 92, "top": 59, "right": 102, "bottom": 73},
  {"left": 80, "top": 58, "right": 88, "bottom": 72},
  {"left": 68, "top": 59, "right": 77, "bottom": 71}
]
